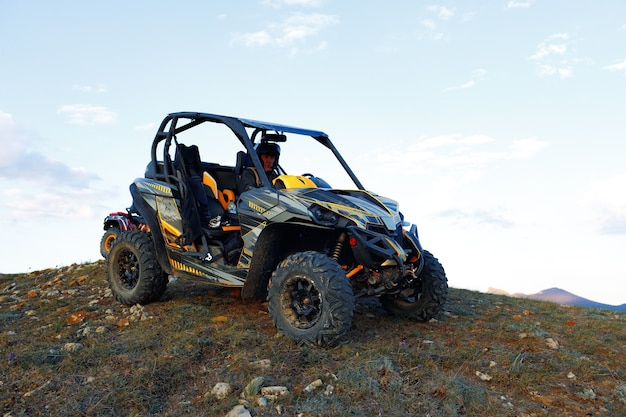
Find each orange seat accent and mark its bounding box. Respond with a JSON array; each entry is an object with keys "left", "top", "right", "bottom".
[{"left": 203, "top": 172, "right": 236, "bottom": 210}]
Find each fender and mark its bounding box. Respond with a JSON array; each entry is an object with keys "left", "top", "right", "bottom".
[{"left": 130, "top": 183, "right": 172, "bottom": 274}]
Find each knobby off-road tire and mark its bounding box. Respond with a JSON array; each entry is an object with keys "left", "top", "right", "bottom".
[
  {"left": 267, "top": 251, "right": 355, "bottom": 348},
  {"left": 106, "top": 231, "right": 168, "bottom": 306},
  {"left": 381, "top": 250, "right": 448, "bottom": 321},
  {"left": 100, "top": 228, "right": 119, "bottom": 259}
]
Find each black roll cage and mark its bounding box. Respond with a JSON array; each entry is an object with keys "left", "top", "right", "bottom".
[{"left": 148, "top": 112, "right": 364, "bottom": 190}]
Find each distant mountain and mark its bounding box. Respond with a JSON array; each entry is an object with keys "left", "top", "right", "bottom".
[{"left": 487, "top": 287, "right": 626, "bottom": 312}]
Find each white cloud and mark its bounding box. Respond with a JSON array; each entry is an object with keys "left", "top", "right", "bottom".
[
  {"left": 57, "top": 104, "right": 117, "bottom": 125},
  {"left": 72, "top": 84, "right": 107, "bottom": 93},
  {"left": 421, "top": 19, "right": 437, "bottom": 30},
  {"left": 508, "top": 138, "right": 549, "bottom": 158},
  {"left": 231, "top": 12, "right": 338, "bottom": 49},
  {"left": 1, "top": 188, "right": 98, "bottom": 221},
  {"left": 134, "top": 122, "right": 157, "bottom": 131},
  {"left": 444, "top": 80, "right": 475, "bottom": 92},
  {"left": 530, "top": 33, "right": 569, "bottom": 60},
  {"left": 605, "top": 59, "right": 626, "bottom": 72},
  {"left": 539, "top": 65, "right": 573, "bottom": 79},
  {"left": 262, "top": 0, "right": 324, "bottom": 7},
  {"left": 0, "top": 111, "right": 100, "bottom": 187},
  {"left": 506, "top": 1, "right": 533, "bottom": 9},
  {"left": 444, "top": 68, "right": 487, "bottom": 91},
  {"left": 586, "top": 173, "right": 626, "bottom": 234},
  {"left": 427, "top": 5, "right": 456, "bottom": 20},
  {"left": 529, "top": 33, "right": 576, "bottom": 79},
  {"left": 372, "top": 134, "right": 548, "bottom": 187}
]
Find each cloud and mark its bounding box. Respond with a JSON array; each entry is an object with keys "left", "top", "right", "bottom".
[
  {"left": 538, "top": 65, "right": 573, "bottom": 79},
  {"left": 417, "top": 5, "right": 458, "bottom": 41},
  {"left": 0, "top": 112, "right": 102, "bottom": 222},
  {"left": 444, "top": 68, "right": 487, "bottom": 92},
  {"left": 605, "top": 59, "right": 626, "bottom": 72},
  {"left": 231, "top": 12, "right": 338, "bottom": 49},
  {"left": 530, "top": 33, "right": 569, "bottom": 60},
  {"left": 134, "top": 122, "right": 157, "bottom": 131},
  {"left": 372, "top": 134, "right": 548, "bottom": 179},
  {"left": 508, "top": 138, "right": 549, "bottom": 158},
  {"left": 426, "top": 5, "right": 456, "bottom": 20},
  {"left": 1, "top": 187, "right": 98, "bottom": 221},
  {"left": 0, "top": 111, "right": 100, "bottom": 187},
  {"left": 57, "top": 104, "right": 117, "bottom": 125},
  {"left": 586, "top": 173, "right": 626, "bottom": 235},
  {"left": 72, "top": 84, "right": 107, "bottom": 93},
  {"left": 436, "top": 208, "right": 515, "bottom": 228},
  {"left": 262, "top": 0, "right": 324, "bottom": 7},
  {"left": 506, "top": 1, "right": 533, "bottom": 9},
  {"left": 529, "top": 33, "right": 575, "bottom": 79}
]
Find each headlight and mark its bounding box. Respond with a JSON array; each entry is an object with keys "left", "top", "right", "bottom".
[{"left": 308, "top": 204, "right": 339, "bottom": 226}]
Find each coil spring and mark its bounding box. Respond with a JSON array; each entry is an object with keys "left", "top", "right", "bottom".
[{"left": 331, "top": 232, "right": 347, "bottom": 261}]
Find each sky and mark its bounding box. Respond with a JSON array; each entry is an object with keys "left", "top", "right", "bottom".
[{"left": 1, "top": 1, "right": 625, "bottom": 305}]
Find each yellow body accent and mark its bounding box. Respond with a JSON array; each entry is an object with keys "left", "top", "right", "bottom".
[
  {"left": 170, "top": 259, "right": 202, "bottom": 276},
  {"left": 161, "top": 220, "right": 181, "bottom": 237},
  {"left": 248, "top": 201, "right": 265, "bottom": 213},
  {"left": 274, "top": 175, "right": 317, "bottom": 189}
]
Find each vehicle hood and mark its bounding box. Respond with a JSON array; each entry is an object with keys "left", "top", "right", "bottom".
[{"left": 282, "top": 188, "right": 401, "bottom": 231}]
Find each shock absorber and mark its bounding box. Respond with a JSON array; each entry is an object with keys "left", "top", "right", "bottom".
[{"left": 332, "top": 232, "right": 346, "bottom": 261}]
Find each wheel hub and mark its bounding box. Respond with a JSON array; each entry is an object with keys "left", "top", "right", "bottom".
[
  {"left": 282, "top": 276, "right": 322, "bottom": 329},
  {"left": 117, "top": 249, "right": 139, "bottom": 290}
]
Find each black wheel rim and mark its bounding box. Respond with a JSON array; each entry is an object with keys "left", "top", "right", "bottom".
[
  {"left": 117, "top": 249, "right": 139, "bottom": 290},
  {"left": 281, "top": 275, "right": 322, "bottom": 329}
]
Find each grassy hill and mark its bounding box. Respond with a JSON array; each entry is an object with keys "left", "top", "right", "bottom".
[{"left": 1, "top": 261, "right": 625, "bottom": 416}]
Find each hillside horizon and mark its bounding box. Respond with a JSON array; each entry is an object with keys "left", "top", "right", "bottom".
[{"left": 487, "top": 286, "right": 626, "bottom": 312}]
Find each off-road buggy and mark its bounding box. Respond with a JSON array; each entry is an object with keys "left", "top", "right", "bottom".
[
  {"left": 100, "top": 209, "right": 148, "bottom": 258},
  {"left": 106, "top": 112, "right": 448, "bottom": 347}
]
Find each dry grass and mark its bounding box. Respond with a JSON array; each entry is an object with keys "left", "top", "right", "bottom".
[{"left": 1, "top": 261, "right": 624, "bottom": 416}]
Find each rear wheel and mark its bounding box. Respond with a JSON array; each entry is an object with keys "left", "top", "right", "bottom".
[
  {"left": 381, "top": 250, "right": 448, "bottom": 321},
  {"left": 267, "top": 251, "right": 354, "bottom": 347},
  {"left": 100, "top": 228, "right": 119, "bottom": 259},
  {"left": 106, "top": 231, "right": 168, "bottom": 305}
]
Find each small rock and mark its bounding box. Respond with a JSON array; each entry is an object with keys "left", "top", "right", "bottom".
[
  {"left": 545, "top": 338, "right": 559, "bottom": 350},
  {"left": 489, "top": 361, "right": 497, "bottom": 368},
  {"left": 475, "top": 371, "right": 492, "bottom": 381},
  {"left": 324, "top": 384, "right": 334, "bottom": 396},
  {"left": 256, "top": 396, "right": 269, "bottom": 407},
  {"left": 95, "top": 326, "right": 106, "bottom": 334},
  {"left": 211, "top": 382, "right": 232, "bottom": 400},
  {"left": 225, "top": 404, "right": 252, "bottom": 417},
  {"left": 64, "top": 342, "right": 83, "bottom": 352},
  {"left": 261, "top": 386, "right": 289, "bottom": 399},
  {"left": 303, "top": 379, "right": 323, "bottom": 393},
  {"left": 249, "top": 359, "right": 271, "bottom": 370},
  {"left": 567, "top": 372, "right": 576, "bottom": 380}
]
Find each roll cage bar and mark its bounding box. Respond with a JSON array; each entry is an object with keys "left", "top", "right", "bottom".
[{"left": 149, "top": 112, "right": 364, "bottom": 190}]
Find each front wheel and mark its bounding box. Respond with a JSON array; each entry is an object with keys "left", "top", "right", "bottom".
[
  {"left": 106, "top": 231, "right": 168, "bottom": 306},
  {"left": 380, "top": 250, "right": 448, "bottom": 321},
  {"left": 267, "top": 251, "right": 355, "bottom": 347}
]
